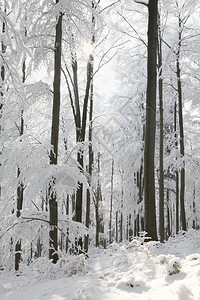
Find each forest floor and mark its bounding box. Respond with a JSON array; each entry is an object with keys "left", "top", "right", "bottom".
[{"left": 0, "top": 229, "right": 200, "bottom": 300}]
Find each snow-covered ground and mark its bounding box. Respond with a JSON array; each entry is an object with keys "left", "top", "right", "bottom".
[{"left": 0, "top": 229, "right": 200, "bottom": 300}]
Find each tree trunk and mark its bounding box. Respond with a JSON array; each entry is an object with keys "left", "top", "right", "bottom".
[
  {"left": 15, "top": 24, "right": 26, "bottom": 270},
  {"left": 49, "top": 2, "right": 62, "bottom": 264},
  {"left": 84, "top": 27, "right": 94, "bottom": 251},
  {"left": 115, "top": 210, "right": 118, "bottom": 242},
  {"left": 192, "top": 184, "right": 196, "bottom": 229},
  {"left": 166, "top": 188, "right": 171, "bottom": 239},
  {"left": 144, "top": 0, "right": 158, "bottom": 241},
  {"left": 119, "top": 212, "right": 123, "bottom": 243},
  {"left": 158, "top": 13, "right": 164, "bottom": 243},
  {"left": 136, "top": 158, "right": 144, "bottom": 236},
  {"left": 109, "top": 158, "right": 114, "bottom": 244},
  {"left": 95, "top": 152, "right": 102, "bottom": 247},
  {"left": 174, "top": 102, "right": 179, "bottom": 234},
  {"left": 176, "top": 15, "right": 186, "bottom": 231},
  {"left": 0, "top": 8, "right": 5, "bottom": 204}
]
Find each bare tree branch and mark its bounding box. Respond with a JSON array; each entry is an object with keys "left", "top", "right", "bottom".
[
  {"left": 117, "top": 11, "right": 147, "bottom": 47},
  {"left": 134, "top": 0, "right": 149, "bottom": 7}
]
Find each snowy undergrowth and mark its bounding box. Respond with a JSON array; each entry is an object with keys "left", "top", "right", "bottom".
[{"left": 0, "top": 229, "right": 200, "bottom": 300}]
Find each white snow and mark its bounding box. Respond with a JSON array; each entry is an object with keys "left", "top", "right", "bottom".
[{"left": 0, "top": 229, "right": 200, "bottom": 300}]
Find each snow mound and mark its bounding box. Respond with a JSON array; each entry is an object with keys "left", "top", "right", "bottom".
[
  {"left": 166, "top": 257, "right": 182, "bottom": 275},
  {"left": 29, "top": 254, "right": 89, "bottom": 279},
  {"left": 158, "top": 254, "right": 182, "bottom": 275},
  {"left": 116, "top": 273, "right": 150, "bottom": 292}
]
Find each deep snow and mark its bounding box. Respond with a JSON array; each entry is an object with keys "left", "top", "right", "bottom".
[{"left": 0, "top": 229, "right": 200, "bottom": 300}]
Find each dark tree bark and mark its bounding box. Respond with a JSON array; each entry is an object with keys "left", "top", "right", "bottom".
[
  {"left": 109, "top": 158, "right": 114, "bottom": 244},
  {"left": 192, "top": 185, "right": 196, "bottom": 229},
  {"left": 115, "top": 210, "right": 118, "bottom": 242},
  {"left": 119, "top": 212, "right": 123, "bottom": 243},
  {"left": 174, "top": 102, "right": 179, "bottom": 234},
  {"left": 144, "top": 0, "right": 158, "bottom": 240},
  {"left": 137, "top": 163, "right": 144, "bottom": 235},
  {"left": 157, "top": 13, "right": 164, "bottom": 242},
  {"left": 15, "top": 114, "right": 24, "bottom": 271},
  {"left": 49, "top": 2, "right": 62, "bottom": 264},
  {"left": 95, "top": 152, "right": 103, "bottom": 247},
  {"left": 176, "top": 16, "right": 186, "bottom": 231},
  {"left": 166, "top": 188, "right": 171, "bottom": 239},
  {"left": 84, "top": 75, "right": 94, "bottom": 251},
  {"left": 15, "top": 24, "right": 26, "bottom": 271},
  {"left": 0, "top": 8, "right": 6, "bottom": 203},
  {"left": 0, "top": 15, "right": 5, "bottom": 103}
]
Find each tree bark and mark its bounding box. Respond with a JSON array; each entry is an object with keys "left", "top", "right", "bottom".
[
  {"left": 174, "top": 102, "right": 179, "bottom": 234},
  {"left": 84, "top": 74, "right": 94, "bottom": 251},
  {"left": 144, "top": 0, "right": 158, "bottom": 240},
  {"left": 15, "top": 24, "right": 26, "bottom": 271},
  {"left": 0, "top": 16, "right": 5, "bottom": 102},
  {"left": 158, "top": 13, "right": 164, "bottom": 242},
  {"left": 176, "top": 15, "right": 186, "bottom": 231},
  {"left": 109, "top": 158, "right": 114, "bottom": 244},
  {"left": 49, "top": 2, "right": 62, "bottom": 264},
  {"left": 95, "top": 152, "right": 103, "bottom": 247}
]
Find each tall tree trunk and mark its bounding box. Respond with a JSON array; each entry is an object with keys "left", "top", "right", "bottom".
[
  {"left": 15, "top": 112, "right": 24, "bottom": 271},
  {"left": 115, "top": 210, "right": 118, "bottom": 242},
  {"left": 15, "top": 22, "right": 26, "bottom": 271},
  {"left": 174, "top": 102, "right": 179, "bottom": 234},
  {"left": 84, "top": 79, "right": 94, "bottom": 250},
  {"left": 95, "top": 152, "right": 102, "bottom": 247},
  {"left": 0, "top": 12, "right": 5, "bottom": 103},
  {"left": 84, "top": 5, "right": 95, "bottom": 250},
  {"left": 144, "top": 0, "right": 158, "bottom": 240},
  {"left": 119, "top": 212, "right": 123, "bottom": 243},
  {"left": 158, "top": 13, "right": 164, "bottom": 242},
  {"left": 176, "top": 15, "right": 186, "bottom": 231},
  {"left": 192, "top": 184, "right": 196, "bottom": 229},
  {"left": 0, "top": 8, "right": 6, "bottom": 202},
  {"left": 109, "top": 158, "right": 114, "bottom": 244},
  {"left": 49, "top": 2, "right": 62, "bottom": 264},
  {"left": 166, "top": 188, "right": 171, "bottom": 239}
]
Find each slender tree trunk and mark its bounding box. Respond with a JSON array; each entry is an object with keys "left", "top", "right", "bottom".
[
  {"left": 120, "top": 212, "right": 123, "bottom": 243},
  {"left": 95, "top": 152, "right": 102, "bottom": 247},
  {"left": 49, "top": 3, "right": 62, "bottom": 264},
  {"left": 84, "top": 24, "right": 95, "bottom": 251},
  {"left": 166, "top": 188, "right": 171, "bottom": 239},
  {"left": 116, "top": 210, "right": 118, "bottom": 242},
  {"left": 109, "top": 158, "right": 114, "bottom": 244},
  {"left": 174, "top": 102, "right": 179, "bottom": 234},
  {"left": 176, "top": 15, "right": 186, "bottom": 231},
  {"left": 192, "top": 184, "right": 196, "bottom": 229},
  {"left": 136, "top": 159, "right": 144, "bottom": 236},
  {"left": 15, "top": 115, "right": 24, "bottom": 271},
  {"left": 158, "top": 14, "right": 164, "bottom": 242},
  {"left": 0, "top": 13, "right": 5, "bottom": 103},
  {"left": 95, "top": 205, "right": 99, "bottom": 247},
  {"left": 15, "top": 23, "right": 26, "bottom": 271},
  {"left": 0, "top": 8, "right": 5, "bottom": 203},
  {"left": 144, "top": 0, "right": 158, "bottom": 240}
]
